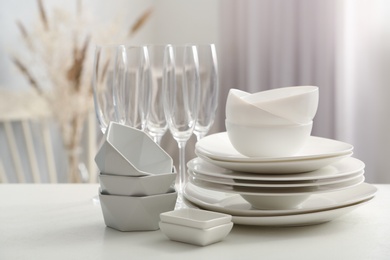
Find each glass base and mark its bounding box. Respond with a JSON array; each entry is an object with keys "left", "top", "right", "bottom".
[
  {"left": 175, "top": 193, "right": 188, "bottom": 209},
  {"left": 92, "top": 195, "right": 100, "bottom": 205}
]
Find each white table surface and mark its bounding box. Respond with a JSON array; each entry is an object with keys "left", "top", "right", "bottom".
[{"left": 1, "top": 184, "right": 389, "bottom": 260}]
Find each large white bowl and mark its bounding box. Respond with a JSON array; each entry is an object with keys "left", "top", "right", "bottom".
[
  {"left": 226, "top": 89, "right": 294, "bottom": 125},
  {"left": 159, "top": 221, "right": 233, "bottom": 246},
  {"left": 99, "top": 189, "right": 177, "bottom": 231},
  {"left": 242, "top": 86, "right": 319, "bottom": 124},
  {"left": 95, "top": 122, "right": 173, "bottom": 176},
  {"left": 238, "top": 174, "right": 364, "bottom": 209},
  {"left": 240, "top": 193, "right": 310, "bottom": 210},
  {"left": 225, "top": 120, "right": 313, "bottom": 157},
  {"left": 99, "top": 172, "right": 176, "bottom": 196}
]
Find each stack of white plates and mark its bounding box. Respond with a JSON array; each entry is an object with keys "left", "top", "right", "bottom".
[{"left": 184, "top": 132, "right": 377, "bottom": 227}]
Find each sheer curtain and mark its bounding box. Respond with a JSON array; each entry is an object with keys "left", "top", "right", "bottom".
[{"left": 218, "top": 0, "right": 390, "bottom": 183}]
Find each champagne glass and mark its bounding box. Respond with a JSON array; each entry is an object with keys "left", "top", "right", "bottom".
[
  {"left": 193, "top": 44, "right": 219, "bottom": 141},
  {"left": 113, "top": 45, "right": 150, "bottom": 130},
  {"left": 92, "top": 44, "right": 124, "bottom": 203},
  {"left": 145, "top": 45, "right": 168, "bottom": 145},
  {"left": 163, "top": 44, "right": 200, "bottom": 205},
  {"left": 92, "top": 44, "right": 122, "bottom": 134}
]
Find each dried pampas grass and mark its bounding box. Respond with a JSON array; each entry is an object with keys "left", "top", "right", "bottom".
[{"left": 12, "top": 0, "right": 153, "bottom": 182}]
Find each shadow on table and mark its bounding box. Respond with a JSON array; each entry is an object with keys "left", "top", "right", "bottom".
[
  {"left": 230, "top": 220, "right": 352, "bottom": 245},
  {"left": 103, "top": 226, "right": 202, "bottom": 253}
]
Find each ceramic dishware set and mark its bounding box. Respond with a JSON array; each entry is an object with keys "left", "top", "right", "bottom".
[
  {"left": 185, "top": 86, "right": 377, "bottom": 226},
  {"left": 95, "top": 122, "right": 177, "bottom": 231}
]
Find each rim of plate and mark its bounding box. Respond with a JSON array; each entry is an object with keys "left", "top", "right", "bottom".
[
  {"left": 188, "top": 169, "right": 365, "bottom": 188},
  {"left": 183, "top": 182, "right": 377, "bottom": 217},
  {"left": 229, "top": 198, "right": 373, "bottom": 226},
  {"left": 189, "top": 175, "right": 365, "bottom": 195},
  {"left": 188, "top": 156, "right": 363, "bottom": 181},
  {"left": 195, "top": 132, "right": 354, "bottom": 162},
  {"left": 196, "top": 152, "right": 353, "bottom": 174}
]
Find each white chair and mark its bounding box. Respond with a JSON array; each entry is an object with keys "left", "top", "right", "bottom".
[{"left": 0, "top": 89, "right": 97, "bottom": 183}]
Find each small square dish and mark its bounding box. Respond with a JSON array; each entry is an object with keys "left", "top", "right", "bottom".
[
  {"left": 160, "top": 208, "right": 232, "bottom": 229},
  {"left": 159, "top": 221, "right": 233, "bottom": 246}
]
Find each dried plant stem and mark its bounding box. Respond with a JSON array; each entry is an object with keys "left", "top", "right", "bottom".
[
  {"left": 101, "top": 60, "right": 110, "bottom": 84},
  {"left": 128, "top": 7, "right": 153, "bottom": 37},
  {"left": 67, "top": 34, "right": 90, "bottom": 91},
  {"left": 37, "top": 0, "right": 49, "bottom": 31},
  {"left": 16, "top": 20, "right": 28, "bottom": 39},
  {"left": 13, "top": 0, "right": 154, "bottom": 183},
  {"left": 12, "top": 57, "right": 44, "bottom": 96},
  {"left": 16, "top": 20, "right": 35, "bottom": 51}
]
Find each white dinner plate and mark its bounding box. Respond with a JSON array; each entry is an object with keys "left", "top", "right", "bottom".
[
  {"left": 197, "top": 152, "right": 353, "bottom": 174},
  {"left": 188, "top": 169, "right": 364, "bottom": 188},
  {"left": 188, "top": 157, "right": 364, "bottom": 182},
  {"left": 231, "top": 199, "right": 372, "bottom": 226},
  {"left": 183, "top": 182, "right": 377, "bottom": 217},
  {"left": 196, "top": 132, "right": 353, "bottom": 163},
  {"left": 189, "top": 175, "right": 365, "bottom": 195}
]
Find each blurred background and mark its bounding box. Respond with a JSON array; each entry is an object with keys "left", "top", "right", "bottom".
[{"left": 0, "top": 0, "right": 389, "bottom": 183}]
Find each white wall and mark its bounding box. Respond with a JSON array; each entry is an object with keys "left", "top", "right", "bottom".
[{"left": 151, "top": 0, "right": 219, "bottom": 45}]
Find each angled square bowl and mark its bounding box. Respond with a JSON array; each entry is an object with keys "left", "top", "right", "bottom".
[
  {"left": 99, "top": 172, "right": 176, "bottom": 196},
  {"left": 95, "top": 122, "right": 173, "bottom": 176},
  {"left": 99, "top": 189, "right": 177, "bottom": 231}
]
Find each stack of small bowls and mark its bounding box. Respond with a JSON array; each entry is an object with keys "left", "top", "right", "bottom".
[
  {"left": 225, "top": 86, "right": 318, "bottom": 157},
  {"left": 95, "top": 122, "right": 177, "bottom": 231}
]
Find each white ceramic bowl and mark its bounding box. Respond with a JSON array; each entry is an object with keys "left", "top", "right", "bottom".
[
  {"left": 225, "top": 120, "right": 313, "bottom": 157},
  {"left": 99, "top": 172, "right": 176, "bottom": 196},
  {"left": 159, "top": 221, "right": 233, "bottom": 246},
  {"left": 226, "top": 89, "right": 294, "bottom": 125},
  {"left": 95, "top": 122, "right": 173, "bottom": 176},
  {"left": 242, "top": 86, "right": 319, "bottom": 124},
  {"left": 99, "top": 189, "right": 177, "bottom": 231},
  {"left": 160, "top": 208, "right": 232, "bottom": 229},
  {"left": 240, "top": 193, "right": 311, "bottom": 210}
]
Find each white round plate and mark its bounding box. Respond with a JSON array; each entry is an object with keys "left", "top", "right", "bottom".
[
  {"left": 188, "top": 169, "right": 364, "bottom": 188},
  {"left": 195, "top": 132, "right": 353, "bottom": 162},
  {"left": 188, "top": 157, "right": 364, "bottom": 181},
  {"left": 231, "top": 199, "right": 372, "bottom": 226},
  {"left": 183, "top": 182, "right": 377, "bottom": 217},
  {"left": 196, "top": 152, "right": 353, "bottom": 174},
  {"left": 189, "top": 175, "right": 365, "bottom": 195}
]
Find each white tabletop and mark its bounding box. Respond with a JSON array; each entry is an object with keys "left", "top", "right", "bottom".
[{"left": 1, "top": 184, "right": 389, "bottom": 260}]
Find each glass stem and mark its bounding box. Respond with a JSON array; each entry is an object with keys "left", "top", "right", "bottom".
[
  {"left": 195, "top": 132, "right": 201, "bottom": 142},
  {"left": 155, "top": 135, "right": 163, "bottom": 146},
  {"left": 195, "top": 131, "right": 206, "bottom": 142},
  {"left": 177, "top": 140, "right": 187, "bottom": 194}
]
